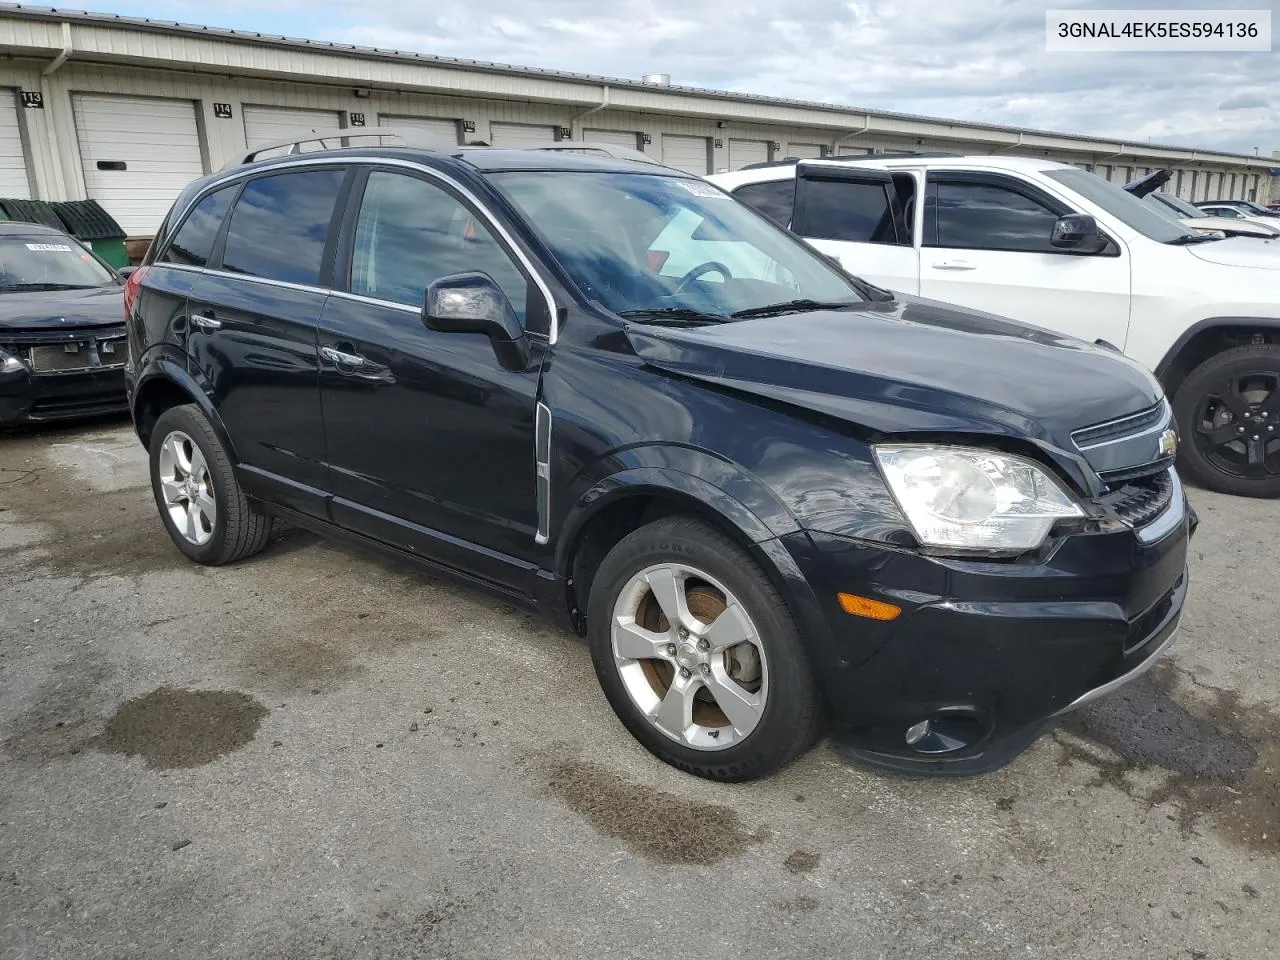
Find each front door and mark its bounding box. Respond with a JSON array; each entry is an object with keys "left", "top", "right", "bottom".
[
  {"left": 918, "top": 172, "right": 1132, "bottom": 348},
  {"left": 185, "top": 166, "right": 349, "bottom": 517},
  {"left": 318, "top": 168, "right": 545, "bottom": 578}
]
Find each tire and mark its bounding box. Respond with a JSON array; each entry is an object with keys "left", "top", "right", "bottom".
[
  {"left": 586, "top": 517, "right": 823, "bottom": 781},
  {"left": 1172, "top": 344, "right": 1280, "bottom": 498},
  {"left": 149, "top": 404, "right": 272, "bottom": 564}
]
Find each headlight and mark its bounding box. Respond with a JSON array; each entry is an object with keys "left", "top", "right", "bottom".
[
  {"left": 873, "top": 444, "right": 1083, "bottom": 552},
  {"left": 0, "top": 348, "right": 26, "bottom": 374}
]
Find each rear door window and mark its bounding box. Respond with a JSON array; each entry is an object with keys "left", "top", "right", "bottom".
[
  {"left": 220, "top": 169, "right": 346, "bottom": 285},
  {"left": 733, "top": 180, "right": 796, "bottom": 227},
  {"left": 161, "top": 185, "right": 236, "bottom": 267},
  {"left": 792, "top": 177, "right": 905, "bottom": 245}
]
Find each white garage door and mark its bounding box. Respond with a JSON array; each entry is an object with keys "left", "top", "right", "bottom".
[
  {"left": 661, "top": 135, "right": 709, "bottom": 175},
  {"left": 584, "top": 128, "right": 639, "bottom": 150},
  {"left": 0, "top": 94, "right": 30, "bottom": 198},
  {"left": 380, "top": 115, "right": 459, "bottom": 145},
  {"left": 72, "top": 93, "right": 204, "bottom": 235},
  {"left": 786, "top": 143, "right": 823, "bottom": 160},
  {"left": 490, "top": 123, "right": 557, "bottom": 147},
  {"left": 243, "top": 105, "right": 343, "bottom": 152},
  {"left": 837, "top": 145, "right": 872, "bottom": 156},
  {"left": 728, "top": 139, "right": 769, "bottom": 171}
]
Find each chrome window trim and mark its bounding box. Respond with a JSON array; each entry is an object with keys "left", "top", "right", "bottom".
[{"left": 158, "top": 154, "right": 561, "bottom": 343}]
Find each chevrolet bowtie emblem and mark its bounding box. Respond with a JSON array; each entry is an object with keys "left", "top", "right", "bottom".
[{"left": 1159, "top": 428, "right": 1178, "bottom": 458}]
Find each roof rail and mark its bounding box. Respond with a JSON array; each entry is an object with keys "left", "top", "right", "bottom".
[
  {"left": 225, "top": 127, "right": 459, "bottom": 169},
  {"left": 518, "top": 142, "right": 667, "bottom": 167},
  {"left": 740, "top": 150, "right": 962, "bottom": 172}
]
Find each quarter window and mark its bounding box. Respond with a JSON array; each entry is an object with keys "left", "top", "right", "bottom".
[
  {"left": 161, "top": 185, "right": 236, "bottom": 268},
  {"left": 925, "top": 180, "right": 1061, "bottom": 252},
  {"left": 733, "top": 180, "right": 796, "bottom": 227},
  {"left": 349, "top": 171, "right": 530, "bottom": 324},
  {"left": 221, "top": 170, "right": 345, "bottom": 285}
]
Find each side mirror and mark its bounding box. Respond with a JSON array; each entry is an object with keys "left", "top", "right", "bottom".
[
  {"left": 1050, "top": 214, "right": 1108, "bottom": 254},
  {"left": 423, "top": 272, "right": 530, "bottom": 371}
]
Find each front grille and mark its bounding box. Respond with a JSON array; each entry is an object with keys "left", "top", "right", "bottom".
[
  {"left": 1072, "top": 401, "right": 1167, "bottom": 449},
  {"left": 1097, "top": 469, "right": 1174, "bottom": 527},
  {"left": 1, "top": 325, "right": 127, "bottom": 373}
]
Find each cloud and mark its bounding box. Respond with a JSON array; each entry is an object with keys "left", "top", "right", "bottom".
[
  {"left": 1218, "top": 93, "right": 1268, "bottom": 111},
  {"left": 73, "top": 0, "right": 1280, "bottom": 156}
]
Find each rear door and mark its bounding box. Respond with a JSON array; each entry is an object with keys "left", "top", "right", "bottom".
[
  {"left": 789, "top": 163, "right": 921, "bottom": 295},
  {"left": 185, "top": 166, "right": 350, "bottom": 518},
  {"left": 918, "top": 172, "right": 1131, "bottom": 347}
]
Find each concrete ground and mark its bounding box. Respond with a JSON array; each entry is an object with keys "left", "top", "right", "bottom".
[{"left": 1, "top": 418, "right": 1276, "bottom": 960}]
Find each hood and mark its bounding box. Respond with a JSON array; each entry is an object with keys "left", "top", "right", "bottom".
[
  {"left": 0, "top": 285, "right": 125, "bottom": 330},
  {"left": 626, "top": 296, "right": 1160, "bottom": 459},
  {"left": 1184, "top": 216, "right": 1280, "bottom": 238},
  {"left": 1186, "top": 236, "right": 1280, "bottom": 269}
]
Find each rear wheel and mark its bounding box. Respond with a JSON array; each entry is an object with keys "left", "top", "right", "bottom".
[
  {"left": 149, "top": 404, "right": 272, "bottom": 564},
  {"left": 586, "top": 517, "right": 822, "bottom": 781},
  {"left": 1173, "top": 344, "right": 1280, "bottom": 498}
]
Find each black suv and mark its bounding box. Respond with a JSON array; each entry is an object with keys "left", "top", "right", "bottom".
[{"left": 126, "top": 137, "right": 1192, "bottom": 780}]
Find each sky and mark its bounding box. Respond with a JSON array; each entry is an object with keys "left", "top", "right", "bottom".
[{"left": 54, "top": 0, "right": 1280, "bottom": 156}]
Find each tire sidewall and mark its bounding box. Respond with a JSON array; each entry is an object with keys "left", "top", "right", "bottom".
[
  {"left": 1173, "top": 347, "right": 1280, "bottom": 498},
  {"left": 586, "top": 523, "right": 815, "bottom": 780},
  {"left": 149, "top": 407, "right": 232, "bottom": 563}
]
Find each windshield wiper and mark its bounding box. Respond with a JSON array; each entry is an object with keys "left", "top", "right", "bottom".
[
  {"left": 1167, "top": 233, "right": 1221, "bottom": 245},
  {"left": 730, "top": 298, "right": 862, "bottom": 319},
  {"left": 0, "top": 282, "right": 99, "bottom": 291},
  {"left": 617, "top": 307, "right": 731, "bottom": 326}
]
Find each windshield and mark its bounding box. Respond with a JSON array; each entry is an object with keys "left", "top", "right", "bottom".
[
  {"left": 1238, "top": 200, "right": 1280, "bottom": 216},
  {"left": 0, "top": 236, "right": 114, "bottom": 290},
  {"left": 1045, "top": 168, "right": 1188, "bottom": 243},
  {"left": 1150, "top": 193, "right": 1206, "bottom": 218},
  {"left": 490, "top": 171, "right": 862, "bottom": 319}
]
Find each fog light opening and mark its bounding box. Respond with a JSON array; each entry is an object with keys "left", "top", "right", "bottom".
[
  {"left": 903, "top": 710, "right": 989, "bottom": 755},
  {"left": 904, "top": 719, "right": 932, "bottom": 746}
]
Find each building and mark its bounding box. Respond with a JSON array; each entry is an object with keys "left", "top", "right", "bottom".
[{"left": 0, "top": 2, "right": 1272, "bottom": 236}]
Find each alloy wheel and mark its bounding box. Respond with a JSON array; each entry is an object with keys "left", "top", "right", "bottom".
[
  {"left": 1193, "top": 369, "right": 1280, "bottom": 480},
  {"left": 157, "top": 430, "right": 217, "bottom": 545},
  {"left": 610, "top": 562, "right": 769, "bottom": 751}
]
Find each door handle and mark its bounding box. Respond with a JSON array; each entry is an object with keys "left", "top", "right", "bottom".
[
  {"left": 190, "top": 312, "right": 222, "bottom": 330},
  {"left": 932, "top": 259, "right": 976, "bottom": 271},
  {"left": 321, "top": 345, "right": 368, "bottom": 368}
]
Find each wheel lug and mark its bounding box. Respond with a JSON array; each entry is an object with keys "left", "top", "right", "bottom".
[
  {"left": 699, "top": 663, "right": 711, "bottom": 676},
  {"left": 1253, "top": 435, "right": 1260, "bottom": 441},
  {"left": 678, "top": 627, "right": 689, "bottom": 640},
  {"left": 697, "top": 638, "right": 709, "bottom": 651},
  {"left": 1238, "top": 426, "right": 1246, "bottom": 433},
  {"left": 665, "top": 644, "right": 677, "bottom": 656},
  {"left": 679, "top": 667, "right": 692, "bottom": 680}
]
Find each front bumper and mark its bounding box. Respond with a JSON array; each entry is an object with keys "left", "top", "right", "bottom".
[
  {"left": 786, "top": 488, "right": 1193, "bottom": 776},
  {"left": 1, "top": 326, "right": 129, "bottom": 424}
]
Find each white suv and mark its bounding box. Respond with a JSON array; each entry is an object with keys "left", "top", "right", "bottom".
[{"left": 710, "top": 156, "right": 1280, "bottom": 497}]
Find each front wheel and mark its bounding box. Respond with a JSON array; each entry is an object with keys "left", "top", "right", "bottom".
[
  {"left": 586, "top": 517, "right": 823, "bottom": 781},
  {"left": 1172, "top": 344, "right": 1280, "bottom": 498}
]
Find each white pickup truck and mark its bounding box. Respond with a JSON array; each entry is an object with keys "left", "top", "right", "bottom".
[{"left": 709, "top": 155, "right": 1280, "bottom": 497}]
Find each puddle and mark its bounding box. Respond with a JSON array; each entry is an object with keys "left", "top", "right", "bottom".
[
  {"left": 1059, "top": 663, "right": 1279, "bottom": 855},
  {"left": 783, "top": 849, "right": 820, "bottom": 874},
  {"left": 90, "top": 687, "right": 268, "bottom": 769},
  {"left": 541, "top": 756, "right": 761, "bottom": 865}
]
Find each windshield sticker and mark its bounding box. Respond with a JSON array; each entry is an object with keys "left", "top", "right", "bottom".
[
  {"left": 26, "top": 243, "right": 73, "bottom": 252},
  {"left": 675, "top": 180, "right": 728, "bottom": 199}
]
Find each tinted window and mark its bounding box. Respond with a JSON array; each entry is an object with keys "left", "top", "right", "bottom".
[
  {"left": 350, "top": 171, "right": 529, "bottom": 323},
  {"left": 1044, "top": 168, "right": 1185, "bottom": 243},
  {"left": 733, "top": 180, "right": 795, "bottom": 226},
  {"left": 0, "top": 235, "right": 114, "bottom": 288},
  {"left": 221, "top": 170, "right": 345, "bottom": 284},
  {"left": 162, "top": 186, "right": 235, "bottom": 267},
  {"left": 794, "top": 178, "right": 901, "bottom": 244},
  {"left": 926, "top": 180, "right": 1060, "bottom": 252}
]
